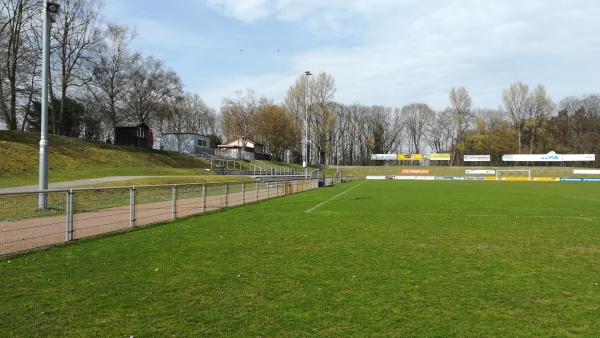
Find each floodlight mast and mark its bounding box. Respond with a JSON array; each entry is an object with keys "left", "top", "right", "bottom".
[
  {"left": 302, "top": 71, "right": 312, "bottom": 178},
  {"left": 38, "top": 1, "right": 59, "bottom": 209}
]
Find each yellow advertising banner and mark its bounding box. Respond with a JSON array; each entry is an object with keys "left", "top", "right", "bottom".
[
  {"left": 429, "top": 153, "right": 451, "bottom": 161},
  {"left": 397, "top": 154, "right": 423, "bottom": 161},
  {"left": 500, "top": 177, "right": 530, "bottom": 182},
  {"left": 533, "top": 177, "right": 561, "bottom": 182}
]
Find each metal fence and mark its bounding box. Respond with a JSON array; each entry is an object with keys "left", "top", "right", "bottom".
[{"left": 0, "top": 178, "right": 319, "bottom": 256}]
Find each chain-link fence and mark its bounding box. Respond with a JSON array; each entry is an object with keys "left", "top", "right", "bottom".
[{"left": 0, "top": 178, "right": 319, "bottom": 256}]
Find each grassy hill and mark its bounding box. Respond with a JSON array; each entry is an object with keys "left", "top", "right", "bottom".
[{"left": 0, "top": 131, "right": 215, "bottom": 188}]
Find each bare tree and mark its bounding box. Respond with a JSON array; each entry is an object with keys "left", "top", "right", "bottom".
[
  {"left": 526, "top": 84, "right": 555, "bottom": 153},
  {"left": 402, "top": 103, "right": 434, "bottom": 153},
  {"left": 426, "top": 110, "right": 453, "bottom": 153},
  {"left": 161, "top": 93, "right": 217, "bottom": 135},
  {"left": 127, "top": 54, "right": 182, "bottom": 125},
  {"left": 183, "top": 93, "right": 217, "bottom": 135},
  {"left": 52, "top": 0, "right": 101, "bottom": 134},
  {"left": 89, "top": 23, "right": 134, "bottom": 131},
  {"left": 448, "top": 86, "right": 473, "bottom": 163},
  {"left": 220, "top": 89, "right": 260, "bottom": 141},
  {"left": 0, "top": 0, "right": 37, "bottom": 130},
  {"left": 503, "top": 82, "right": 530, "bottom": 153}
]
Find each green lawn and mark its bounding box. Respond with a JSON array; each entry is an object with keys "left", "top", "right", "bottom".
[{"left": 1, "top": 180, "right": 600, "bottom": 336}]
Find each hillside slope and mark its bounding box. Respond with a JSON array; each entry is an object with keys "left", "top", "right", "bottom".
[{"left": 0, "top": 131, "right": 212, "bottom": 188}]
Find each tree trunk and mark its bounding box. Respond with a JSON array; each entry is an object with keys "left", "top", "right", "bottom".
[
  {"left": 529, "top": 127, "right": 535, "bottom": 154},
  {"left": 8, "top": 79, "right": 17, "bottom": 130},
  {"left": 60, "top": 81, "right": 67, "bottom": 135}
]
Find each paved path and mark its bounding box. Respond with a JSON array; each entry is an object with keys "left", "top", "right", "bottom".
[{"left": 0, "top": 176, "right": 155, "bottom": 194}]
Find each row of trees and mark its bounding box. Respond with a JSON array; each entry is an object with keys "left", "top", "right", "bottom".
[
  {"left": 220, "top": 76, "right": 600, "bottom": 166},
  {"left": 0, "top": 0, "right": 217, "bottom": 140},
  {"left": 2, "top": 1, "right": 600, "bottom": 166}
]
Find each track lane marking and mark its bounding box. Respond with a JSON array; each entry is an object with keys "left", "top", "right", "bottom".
[{"left": 305, "top": 181, "right": 366, "bottom": 213}]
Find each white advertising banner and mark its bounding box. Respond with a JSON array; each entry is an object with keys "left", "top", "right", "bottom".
[
  {"left": 465, "top": 170, "right": 496, "bottom": 175},
  {"left": 370, "top": 154, "right": 397, "bottom": 161},
  {"left": 562, "top": 154, "right": 596, "bottom": 162},
  {"left": 464, "top": 155, "right": 491, "bottom": 162},
  {"left": 573, "top": 170, "right": 600, "bottom": 175},
  {"left": 366, "top": 176, "right": 387, "bottom": 180},
  {"left": 428, "top": 153, "right": 451, "bottom": 161},
  {"left": 502, "top": 151, "right": 596, "bottom": 162}
]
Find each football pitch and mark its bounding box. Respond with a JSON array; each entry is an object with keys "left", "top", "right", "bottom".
[{"left": 1, "top": 180, "right": 600, "bottom": 336}]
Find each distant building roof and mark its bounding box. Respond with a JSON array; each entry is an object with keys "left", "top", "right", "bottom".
[
  {"left": 220, "top": 137, "right": 262, "bottom": 147},
  {"left": 115, "top": 121, "right": 148, "bottom": 128}
]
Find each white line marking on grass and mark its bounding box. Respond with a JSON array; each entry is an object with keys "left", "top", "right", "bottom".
[
  {"left": 314, "top": 211, "right": 597, "bottom": 222},
  {"left": 305, "top": 181, "right": 366, "bottom": 213}
]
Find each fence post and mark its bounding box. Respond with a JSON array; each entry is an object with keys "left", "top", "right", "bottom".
[
  {"left": 242, "top": 182, "right": 245, "bottom": 204},
  {"left": 256, "top": 181, "right": 259, "bottom": 201},
  {"left": 65, "top": 189, "right": 74, "bottom": 241},
  {"left": 267, "top": 181, "right": 270, "bottom": 198},
  {"left": 201, "top": 184, "right": 206, "bottom": 212},
  {"left": 276, "top": 181, "right": 279, "bottom": 197},
  {"left": 224, "top": 183, "right": 228, "bottom": 207},
  {"left": 171, "top": 185, "right": 177, "bottom": 220},
  {"left": 129, "top": 187, "right": 136, "bottom": 228}
]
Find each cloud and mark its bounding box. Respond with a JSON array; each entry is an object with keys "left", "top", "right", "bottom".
[
  {"left": 198, "top": 0, "right": 600, "bottom": 109},
  {"left": 204, "top": 0, "right": 272, "bottom": 22}
]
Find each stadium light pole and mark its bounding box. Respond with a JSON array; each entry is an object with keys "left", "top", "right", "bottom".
[
  {"left": 303, "top": 71, "right": 312, "bottom": 178},
  {"left": 38, "top": 1, "right": 60, "bottom": 209}
]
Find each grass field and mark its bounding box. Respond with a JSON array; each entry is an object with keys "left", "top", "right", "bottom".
[{"left": 1, "top": 180, "right": 600, "bottom": 336}]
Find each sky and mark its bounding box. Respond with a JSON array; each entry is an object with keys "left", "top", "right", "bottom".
[{"left": 103, "top": 0, "right": 600, "bottom": 111}]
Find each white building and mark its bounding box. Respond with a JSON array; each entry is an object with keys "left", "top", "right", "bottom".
[
  {"left": 216, "top": 137, "right": 270, "bottom": 160},
  {"left": 160, "top": 133, "right": 213, "bottom": 155}
]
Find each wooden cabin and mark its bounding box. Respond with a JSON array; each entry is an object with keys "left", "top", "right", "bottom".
[{"left": 114, "top": 122, "right": 153, "bottom": 149}]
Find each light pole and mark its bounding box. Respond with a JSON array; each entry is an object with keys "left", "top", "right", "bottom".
[
  {"left": 302, "top": 71, "right": 312, "bottom": 178},
  {"left": 38, "top": 1, "right": 59, "bottom": 209}
]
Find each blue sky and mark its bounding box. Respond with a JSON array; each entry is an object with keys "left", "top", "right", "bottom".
[{"left": 103, "top": 0, "right": 600, "bottom": 110}]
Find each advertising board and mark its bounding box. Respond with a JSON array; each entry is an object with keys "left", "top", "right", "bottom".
[
  {"left": 464, "top": 155, "right": 491, "bottom": 162},
  {"left": 428, "top": 154, "right": 451, "bottom": 161},
  {"left": 533, "top": 177, "right": 560, "bottom": 182},
  {"left": 397, "top": 154, "right": 423, "bottom": 161},
  {"left": 561, "top": 178, "right": 584, "bottom": 182},
  {"left": 465, "top": 170, "right": 495, "bottom": 175},
  {"left": 573, "top": 170, "right": 600, "bottom": 175},
  {"left": 503, "top": 151, "right": 596, "bottom": 162},
  {"left": 370, "top": 154, "right": 397, "bottom": 161},
  {"left": 401, "top": 169, "right": 430, "bottom": 174}
]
